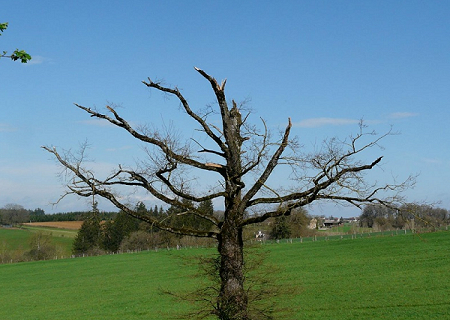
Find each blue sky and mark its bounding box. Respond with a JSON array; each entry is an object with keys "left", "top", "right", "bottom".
[{"left": 1, "top": 1, "right": 449, "bottom": 217}]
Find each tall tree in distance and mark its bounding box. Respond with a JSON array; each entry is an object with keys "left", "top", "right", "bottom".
[
  {"left": 102, "top": 208, "right": 140, "bottom": 252},
  {"left": 44, "top": 68, "right": 412, "bottom": 319},
  {"left": 0, "top": 22, "right": 31, "bottom": 63},
  {"left": 197, "top": 199, "right": 215, "bottom": 231},
  {"left": 72, "top": 201, "right": 102, "bottom": 255},
  {"left": 270, "top": 215, "right": 291, "bottom": 240}
]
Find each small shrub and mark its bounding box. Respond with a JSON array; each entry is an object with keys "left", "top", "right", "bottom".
[{"left": 26, "top": 232, "right": 57, "bottom": 261}]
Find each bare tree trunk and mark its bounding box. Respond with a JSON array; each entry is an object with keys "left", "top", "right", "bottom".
[{"left": 217, "top": 215, "right": 248, "bottom": 320}]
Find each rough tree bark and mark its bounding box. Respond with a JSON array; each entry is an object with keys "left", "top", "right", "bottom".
[{"left": 43, "top": 68, "right": 411, "bottom": 319}]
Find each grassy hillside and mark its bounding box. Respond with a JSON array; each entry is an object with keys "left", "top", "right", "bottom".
[
  {"left": 0, "top": 247, "right": 202, "bottom": 319},
  {"left": 267, "top": 231, "right": 450, "bottom": 319},
  {"left": 0, "top": 226, "right": 75, "bottom": 258},
  {"left": 0, "top": 228, "right": 33, "bottom": 251},
  {"left": 0, "top": 231, "right": 449, "bottom": 319}
]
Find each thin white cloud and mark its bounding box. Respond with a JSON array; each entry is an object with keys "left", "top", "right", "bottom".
[
  {"left": 388, "top": 112, "right": 418, "bottom": 119},
  {"left": 422, "top": 158, "right": 442, "bottom": 165},
  {"left": 294, "top": 111, "right": 418, "bottom": 128},
  {"left": 106, "top": 145, "right": 133, "bottom": 152},
  {"left": 294, "top": 117, "right": 359, "bottom": 128},
  {"left": 23, "top": 55, "right": 44, "bottom": 65},
  {"left": 0, "top": 123, "right": 16, "bottom": 132}
]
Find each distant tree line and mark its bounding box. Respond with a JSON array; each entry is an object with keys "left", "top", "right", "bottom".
[
  {"left": 0, "top": 203, "right": 117, "bottom": 225},
  {"left": 360, "top": 203, "right": 449, "bottom": 231},
  {"left": 72, "top": 199, "right": 215, "bottom": 256},
  {"left": 74, "top": 202, "right": 318, "bottom": 256},
  {"left": 29, "top": 210, "right": 117, "bottom": 222},
  {"left": 0, "top": 200, "right": 215, "bottom": 262},
  {"left": 0, "top": 204, "right": 31, "bottom": 225}
]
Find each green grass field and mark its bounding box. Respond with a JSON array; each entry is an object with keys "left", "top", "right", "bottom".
[
  {"left": 0, "top": 228, "right": 33, "bottom": 251},
  {"left": 0, "top": 231, "right": 449, "bottom": 319},
  {"left": 0, "top": 227, "right": 75, "bottom": 257},
  {"left": 266, "top": 231, "right": 450, "bottom": 319}
]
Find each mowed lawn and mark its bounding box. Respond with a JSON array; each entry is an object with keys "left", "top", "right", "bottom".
[{"left": 1, "top": 231, "right": 449, "bottom": 319}]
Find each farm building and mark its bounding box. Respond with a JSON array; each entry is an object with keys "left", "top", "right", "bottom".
[{"left": 323, "top": 218, "right": 342, "bottom": 228}]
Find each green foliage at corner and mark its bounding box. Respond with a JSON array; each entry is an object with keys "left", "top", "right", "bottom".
[
  {"left": 0, "top": 22, "right": 8, "bottom": 33},
  {"left": 0, "top": 22, "right": 31, "bottom": 63}
]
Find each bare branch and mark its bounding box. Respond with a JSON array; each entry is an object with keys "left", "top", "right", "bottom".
[
  {"left": 42, "top": 145, "right": 220, "bottom": 236},
  {"left": 240, "top": 117, "right": 270, "bottom": 176},
  {"left": 192, "top": 137, "right": 226, "bottom": 158},
  {"left": 246, "top": 156, "right": 382, "bottom": 208},
  {"left": 142, "top": 75, "right": 227, "bottom": 155},
  {"left": 241, "top": 118, "right": 292, "bottom": 210},
  {"left": 74, "top": 103, "right": 226, "bottom": 176}
]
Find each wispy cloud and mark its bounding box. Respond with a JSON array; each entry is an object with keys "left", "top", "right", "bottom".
[
  {"left": 25, "top": 55, "right": 47, "bottom": 65},
  {"left": 422, "top": 158, "right": 443, "bottom": 165},
  {"left": 294, "top": 111, "right": 418, "bottom": 128},
  {"left": 106, "top": 146, "right": 133, "bottom": 152},
  {"left": 388, "top": 112, "right": 419, "bottom": 119},
  {"left": 0, "top": 123, "right": 16, "bottom": 132},
  {"left": 294, "top": 117, "right": 360, "bottom": 128}
]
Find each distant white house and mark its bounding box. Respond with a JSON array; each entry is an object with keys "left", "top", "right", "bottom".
[
  {"left": 255, "top": 230, "right": 265, "bottom": 240},
  {"left": 308, "top": 218, "right": 318, "bottom": 229}
]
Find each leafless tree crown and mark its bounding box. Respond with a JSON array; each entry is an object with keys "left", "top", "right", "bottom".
[{"left": 43, "top": 67, "right": 412, "bottom": 238}]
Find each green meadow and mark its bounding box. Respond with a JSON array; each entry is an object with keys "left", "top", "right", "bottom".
[
  {"left": 1, "top": 231, "right": 449, "bottom": 319},
  {"left": 0, "top": 227, "right": 75, "bottom": 257},
  {"left": 0, "top": 228, "right": 34, "bottom": 251}
]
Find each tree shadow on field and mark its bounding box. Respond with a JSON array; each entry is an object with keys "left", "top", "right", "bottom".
[{"left": 161, "top": 245, "right": 300, "bottom": 320}]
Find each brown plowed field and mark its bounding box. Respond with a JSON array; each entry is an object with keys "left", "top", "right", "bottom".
[{"left": 23, "top": 221, "right": 83, "bottom": 230}]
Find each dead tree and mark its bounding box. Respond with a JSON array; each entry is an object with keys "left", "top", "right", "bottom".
[{"left": 43, "top": 67, "right": 411, "bottom": 319}]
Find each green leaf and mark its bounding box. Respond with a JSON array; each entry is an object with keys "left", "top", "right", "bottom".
[
  {"left": 11, "top": 49, "right": 32, "bottom": 63},
  {"left": 0, "top": 22, "right": 8, "bottom": 34}
]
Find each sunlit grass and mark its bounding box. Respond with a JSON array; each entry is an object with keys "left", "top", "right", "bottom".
[
  {"left": 0, "top": 227, "right": 74, "bottom": 257},
  {"left": 0, "top": 230, "right": 449, "bottom": 319}
]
